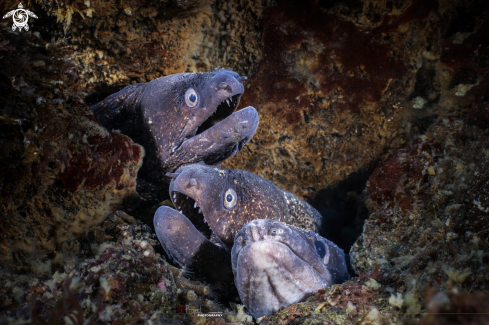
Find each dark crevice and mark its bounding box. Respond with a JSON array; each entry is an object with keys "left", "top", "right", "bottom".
[
  {"left": 85, "top": 83, "right": 128, "bottom": 106},
  {"left": 310, "top": 167, "right": 376, "bottom": 273},
  {"left": 448, "top": 69, "right": 479, "bottom": 89},
  {"left": 408, "top": 67, "right": 437, "bottom": 102},
  {"left": 444, "top": 0, "right": 487, "bottom": 39}
]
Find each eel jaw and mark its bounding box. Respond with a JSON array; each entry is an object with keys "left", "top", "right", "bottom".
[
  {"left": 170, "top": 190, "right": 214, "bottom": 240},
  {"left": 167, "top": 106, "right": 259, "bottom": 172},
  {"left": 194, "top": 93, "right": 242, "bottom": 136}
]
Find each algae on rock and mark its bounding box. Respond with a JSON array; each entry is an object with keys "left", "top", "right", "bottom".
[{"left": 0, "top": 20, "right": 143, "bottom": 270}]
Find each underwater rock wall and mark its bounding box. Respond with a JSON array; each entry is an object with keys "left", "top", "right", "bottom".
[
  {"left": 0, "top": 23, "right": 143, "bottom": 269},
  {"left": 0, "top": 212, "right": 236, "bottom": 323},
  {"left": 16, "top": 0, "right": 477, "bottom": 200},
  {"left": 351, "top": 117, "right": 489, "bottom": 314},
  {"left": 15, "top": 0, "right": 270, "bottom": 95},
  {"left": 225, "top": 0, "right": 431, "bottom": 198},
  {"left": 349, "top": 0, "right": 489, "bottom": 315},
  {"left": 1, "top": 0, "right": 489, "bottom": 323}
]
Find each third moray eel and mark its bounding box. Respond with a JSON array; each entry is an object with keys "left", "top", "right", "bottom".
[{"left": 154, "top": 164, "right": 350, "bottom": 318}]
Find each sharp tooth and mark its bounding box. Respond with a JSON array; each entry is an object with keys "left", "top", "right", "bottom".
[
  {"left": 204, "top": 218, "right": 207, "bottom": 224},
  {"left": 194, "top": 202, "right": 198, "bottom": 208},
  {"left": 226, "top": 98, "right": 230, "bottom": 105},
  {"left": 173, "top": 193, "right": 176, "bottom": 200},
  {"left": 178, "top": 206, "right": 181, "bottom": 210},
  {"left": 198, "top": 208, "right": 202, "bottom": 214}
]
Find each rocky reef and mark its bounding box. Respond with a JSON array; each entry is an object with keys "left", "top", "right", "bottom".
[
  {"left": 0, "top": 15, "right": 143, "bottom": 272},
  {"left": 1, "top": 0, "right": 489, "bottom": 324},
  {"left": 10, "top": 0, "right": 269, "bottom": 97},
  {"left": 1, "top": 211, "right": 253, "bottom": 324}
]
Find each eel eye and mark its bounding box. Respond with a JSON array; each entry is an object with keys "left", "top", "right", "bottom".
[
  {"left": 237, "top": 236, "right": 243, "bottom": 242},
  {"left": 224, "top": 188, "right": 237, "bottom": 209},
  {"left": 314, "top": 239, "right": 327, "bottom": 259},
  {"left": 185, "top": 88, "right": 198, "bottom": 107}
]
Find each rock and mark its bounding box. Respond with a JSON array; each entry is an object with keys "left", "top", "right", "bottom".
[
  {"left": 415, "top": 289, "right": 489, "bottom": 325},
  {"left": 0, "top": 22, "right": 143, "bottom": 269},
  {"left": 7, "top": 0, "right": 459, "bottom": 200},
  {"left": 0, "top": 212, "right": 250, "bottom": 324},
  {"left": 350, "top": 118, "right": 489, "bottom": 322},
  {"left": 223, "top": 0, "right": 442, "bottom": 198},
  {"left": 5, "top": 0, "right": 269, "bottom": 97},
  {"left": 8, "top": 0, "right": 486, "bottom": 201},
  {"left": 262, "top": 1, "right": 489, "bottom": 322},
  {"left": 350, "top": 1, "right": 489, "bottom": 305}
]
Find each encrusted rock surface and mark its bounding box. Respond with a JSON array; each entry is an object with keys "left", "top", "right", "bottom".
[
  {"left": 0, "top": 21, "right": 143, "bottom": 269},
  {"left": 223, "top": 0, "right": 442, "bottom": 198},
  {"left": 2, "top": 0, "right": 489, "bottom": 324},
  {"left": 5, "top": 0, "right": 439, "bottom": 199},
  {"left": 350, "top": 0, "right": 489, "bottom": 316},
  {"left": 350, "top": 117, "right": 489, "bottom": 316},
  {"left": 5, "top": 0, "right": 485, "bottom": 201},
  {"left": 0, "top": 212, "right": 253, "bottom": 324},
  {"left": 10, "top": 0, "right": 270, "bottom": 97},
  {"left": 413, "top": 289, "right": 489, "bottom": 325}
]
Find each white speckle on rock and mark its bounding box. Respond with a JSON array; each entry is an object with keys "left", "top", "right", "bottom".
[{"left": 388, "top": 293, "right": 404, "bottom": 307}]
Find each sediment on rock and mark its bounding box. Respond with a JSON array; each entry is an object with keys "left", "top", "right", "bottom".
[
  {"left": 0, "top": 21, "right": 143, "bottom": 270},
  {"left": 1, "top": 0, "right": 489, "bottom": 323},
  {"left": 0, "top": 212, "right": 252, "bottom": 324}
]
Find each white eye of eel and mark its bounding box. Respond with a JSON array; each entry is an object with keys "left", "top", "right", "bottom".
[
  {"left": 185, "top": 88, "right": 198, "bottom": 107},
  {"left": 224, "top": 188, "right": 237, "bottom": 209}
]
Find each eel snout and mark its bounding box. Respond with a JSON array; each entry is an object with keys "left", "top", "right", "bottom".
[
  {"left": 153, "top": 206, "right": 232, "bottom": 283},
  {"left": 154, "top": 206, "right": 208, "bottom": 267},
  {"left": 232, "top": 241, "right": 331, "bottom": 319}
]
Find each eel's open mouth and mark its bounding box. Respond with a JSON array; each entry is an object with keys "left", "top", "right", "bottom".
[
  {"left": 170, "top": 190, "right": 213, "bottom": 239},
  {"left": 195, "top": 93, "right": 241, "bottom": 136},
  {"left": 166, "top": 104, "right": 258, "bottom": 176}
]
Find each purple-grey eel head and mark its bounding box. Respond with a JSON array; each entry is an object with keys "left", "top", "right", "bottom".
[{"left": 91, "top": 69, "right": 258, "bottom": 182}]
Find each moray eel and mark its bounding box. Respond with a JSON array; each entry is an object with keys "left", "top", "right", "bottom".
[
  {"left": 166, "top": 164, "right": 322, "bottom": 249},
  {"left": 153, "top": 163, "right": 322, "bottom": 281},
  {"left": 90, "top": 69, "right": 258, "bottom": 206},
  {"left": 231, "top": 219, "right": 350, "bottom": 319}
]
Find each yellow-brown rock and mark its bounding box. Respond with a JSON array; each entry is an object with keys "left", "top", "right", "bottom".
[{"left": 0, "top": 21, "right": 143, "bottom": 270}]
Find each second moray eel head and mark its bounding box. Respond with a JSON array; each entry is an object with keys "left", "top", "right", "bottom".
[{"left": 167, "top": 164, "right": 322, "bottom": 249}]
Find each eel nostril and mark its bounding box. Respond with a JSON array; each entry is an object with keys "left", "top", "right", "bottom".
[
  {"left": 189, "top": 178, "right": 197, "bottom": 187},
  {"left": 237, "top": 76, "right": 247, "bottom": 82},
  {"left": 166, "top": 172, "right": 180, "bottom": 179}
]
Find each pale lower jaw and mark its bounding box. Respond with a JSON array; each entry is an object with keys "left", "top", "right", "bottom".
[{"left": 164, "top": 106, "right": 259, "bottom": 171}]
